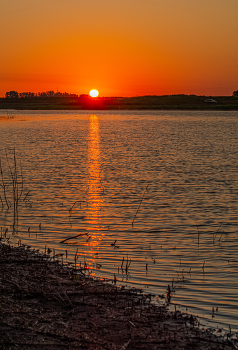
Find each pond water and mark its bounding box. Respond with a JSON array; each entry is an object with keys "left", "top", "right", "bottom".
[{"left": 0, "top": 110, "right": 237, "bottom": 332}]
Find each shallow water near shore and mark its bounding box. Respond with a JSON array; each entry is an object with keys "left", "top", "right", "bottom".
[{"left": 0, "top": 110, "right": 237, "bottom": 332}]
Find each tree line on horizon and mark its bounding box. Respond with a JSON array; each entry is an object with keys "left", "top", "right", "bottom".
[
  {"left": 5, "top": 90, "right": 79, "bottom": 99},
  {"left": 4, "top": 90, "right": 238, "bottom": 99}
]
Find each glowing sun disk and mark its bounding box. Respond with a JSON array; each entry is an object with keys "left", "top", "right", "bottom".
[{"left": 89, "top": 89, "right": 99, "bottom": 97}]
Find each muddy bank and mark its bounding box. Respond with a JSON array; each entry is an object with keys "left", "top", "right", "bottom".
[{"left": 0, "top": 242, "right": 236, "bottom": 349}]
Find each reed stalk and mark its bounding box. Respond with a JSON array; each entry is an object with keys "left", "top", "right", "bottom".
[
  {"left": 213, "top": 222, "right": 223, "bottom": 245},
  {"left": 0, "top": 159, "right": 10, "bottom": 209},
  {"left": 1, "top": 148, "right": 24, "bottom": 232},
  {"left": 196, "top": 223, "right": 200, "bottom": 247},
  {"left": 132, "top": 184, "right": 149, "bottom": 227}
]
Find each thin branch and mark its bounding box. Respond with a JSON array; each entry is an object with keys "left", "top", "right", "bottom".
[{"left": 132, "top": 184, "right": 149, "bottom": 227}]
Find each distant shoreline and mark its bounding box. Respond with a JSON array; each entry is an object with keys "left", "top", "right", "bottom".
[{"left": 1, "top": 95, "right": 238, "bottom": 111}]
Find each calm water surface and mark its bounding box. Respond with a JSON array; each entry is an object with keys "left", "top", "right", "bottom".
[{"left": 0, "top": 110, "right": 237, "bottom": 332}]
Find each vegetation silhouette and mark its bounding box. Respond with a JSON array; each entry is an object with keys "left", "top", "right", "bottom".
[
  {"left": 1, "top": 90, "right": 238, "bottom": 110},
  {"left": 232, "top": 90, "right": 238, "bottom": 96}
]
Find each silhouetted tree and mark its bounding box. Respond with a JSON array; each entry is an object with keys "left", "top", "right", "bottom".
[
  {"left": 5, "top": 91, "right": 19, "bottom": 98},
  {"left": 38, "top": 91, "right": 54, "bottom": 97},
  {"left": 46, "top": 90, "right": 54, "bottom": 97},
  {"left": 19, "top": 92, "right": 36, "bottom": 98},
  {"left": 232, "top": 90, "right": 238, "bottom": 96}
]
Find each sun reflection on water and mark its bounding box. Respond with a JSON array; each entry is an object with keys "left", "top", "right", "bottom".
[{"left": 86, "top": 115, "right": 104, "bottom": 250}]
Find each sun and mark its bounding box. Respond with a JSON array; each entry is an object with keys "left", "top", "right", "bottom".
[{"left": 89, "top": 89, "right": 99, "bottom": 97}]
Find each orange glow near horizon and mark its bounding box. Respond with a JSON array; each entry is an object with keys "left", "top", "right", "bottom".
[{"left": 0, "top": 1, "right": 237, "bottom": 97}]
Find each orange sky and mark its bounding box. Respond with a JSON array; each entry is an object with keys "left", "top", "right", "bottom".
[{"left": 1, "top": 0, "right": 238, "bottom": 97}]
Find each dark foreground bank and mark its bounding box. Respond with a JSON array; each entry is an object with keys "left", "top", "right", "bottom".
[
  {"left": 0, "top": 95, "right": 238, "bottom": 110},
  {"left": 0, "top": 243, "right": 236, "bottom": 350}
]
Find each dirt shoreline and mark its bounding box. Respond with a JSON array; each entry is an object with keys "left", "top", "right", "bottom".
[{"left": 0, "top": 242, "right": 236, "bottom": 349}]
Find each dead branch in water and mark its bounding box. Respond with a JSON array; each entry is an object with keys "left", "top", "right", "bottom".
[{"left": 60, "top": 232, "right": 89, "bottom": 244}]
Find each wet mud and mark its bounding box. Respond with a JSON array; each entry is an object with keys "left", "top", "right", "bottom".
[{"left": 0, "top": 243, "right": 236, "bottom": 350}]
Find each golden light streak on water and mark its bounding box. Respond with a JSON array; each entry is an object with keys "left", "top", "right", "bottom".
[{"left": 86, "top": 115, "right": 104, "bottom": 249}]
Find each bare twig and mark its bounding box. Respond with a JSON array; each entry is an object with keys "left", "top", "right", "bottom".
[
  {"left": 132, "top": 184, "right": 149, "bottom": 227},
  {"left": 60, "top": 232, "right": 88, "bottom": 244}
]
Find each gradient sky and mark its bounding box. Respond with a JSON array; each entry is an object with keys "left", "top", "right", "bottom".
[{"left": 1, "top": 0, "right": 238, "bottom": 97}]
